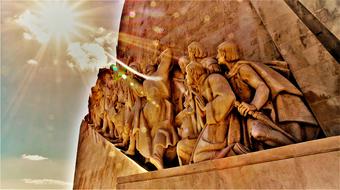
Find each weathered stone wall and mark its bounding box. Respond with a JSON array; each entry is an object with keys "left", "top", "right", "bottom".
[
  {"left": 284, "top": 0, "right": 340, "bottom": 61},
  {"left": 117, "top": 0, "right": 282, "bottom": 71},
  {"left": 250, "top": 0, "right": 340, "bottom": 136},
  {"left": 299, "top": 0, "right": 340, "bottom": 40},
  {"left": 73, "top": 120, "right": 146, "bottom": 189}
]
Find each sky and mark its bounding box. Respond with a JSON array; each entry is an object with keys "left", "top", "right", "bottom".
[{"left": 1, "top": 0, "right": 124, "bottom": 188}]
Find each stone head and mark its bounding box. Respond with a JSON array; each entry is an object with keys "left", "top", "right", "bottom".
[
  {"left": 186, "top": 62, "right": 206, "bottom": 87},
  {"left": 188, "top": 41, "right": 207, "bottom": 61},
  {"left": 217, "top": 42, "right": 240, "bottom": 64},
  {"left": 97, "top": 68, "right": 113, "bottom": 87}
]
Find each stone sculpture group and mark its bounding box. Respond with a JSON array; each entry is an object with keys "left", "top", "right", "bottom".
[{"left": 87, "top": 41, "right": 320, "bottom": 169}]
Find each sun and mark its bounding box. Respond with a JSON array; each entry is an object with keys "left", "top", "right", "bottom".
[
  {"left": 34, "top": 1, "right": 84, "bottom": 43},
  {"left": 38, "top": 1, "right": 77, "bottom": 42}
]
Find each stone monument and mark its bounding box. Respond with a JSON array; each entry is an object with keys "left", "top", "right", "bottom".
[{"left": 74, "top": 0, "right": 339, "bottom": 189}]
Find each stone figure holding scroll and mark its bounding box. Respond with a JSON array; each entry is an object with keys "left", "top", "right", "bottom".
[{"left": 217, "top": 42, "right": 320, "bottom": 150}]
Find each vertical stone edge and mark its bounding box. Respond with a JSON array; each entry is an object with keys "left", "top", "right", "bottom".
[{"left": 249, "top": 0, "right": 340, "bottom": 136}]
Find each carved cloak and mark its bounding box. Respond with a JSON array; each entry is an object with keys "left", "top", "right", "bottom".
[
  {"left": 227, "top": 61, "right": 317, "bottom": 125},
  {"left": 192, "top": 73, "right": 236, "bottom": 163}
]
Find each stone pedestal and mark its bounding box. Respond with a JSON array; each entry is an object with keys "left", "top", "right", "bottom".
[
  {"left": 117, "top": 136, "right": 339, "bottom": 189},
  {"left": 73, "top": 121, "right": 147, "bottom": 189}
]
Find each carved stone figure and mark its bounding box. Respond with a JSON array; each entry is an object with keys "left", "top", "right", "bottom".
[
  {"left": 102, "top": 70, "right": 118, "bottom": 139},
  {"left": 176, "top": 43, "right": 250, "bottom": 165},
  {"left": 175, "top": 61, "right": 200, "bottom": 165},
  {"left": 130, "top": 48, "right": 179, "bottom": 169},
  {"left": 124, "top": 62, "right": 145, "bottom": 155},
  {"left": 217, "top": 42, "right": 320, "bottom": 150},
  {"left": 86, "top": 40, "right": 321, "bottom": 170},
  {"left": 188, "top": 41, "right": 220, "bottom": 73},
  {"left": 89, "top": 69, "right": 112, "bottom": 138},
  {"left": 172, "top": 56, "right": 190, "bottom": 116},
  {"left": 184, "top": 62, "right": 237, "bottom": 163},
  {"left": 88, "top": 85, "right": 103, "bottom": 129},
  {"left": 107, "top": 79, "right": 129, "bottom": 145}
]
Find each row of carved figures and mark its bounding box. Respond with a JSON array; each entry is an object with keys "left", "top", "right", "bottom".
[{"left": 87, "top": 41, "right": 321, "bottom": 170}]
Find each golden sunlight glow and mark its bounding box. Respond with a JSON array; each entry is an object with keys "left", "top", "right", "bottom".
[{"left": 34, "top": 1, "right": 82, "bottom": 43}]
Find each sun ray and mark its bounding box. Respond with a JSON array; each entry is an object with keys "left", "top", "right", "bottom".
[
  {"left": 4, "top": 43, "right": 48, "bottom": 118},
  {"left": 75, "top": 23, "right": 97, "bottom": 33},
  {"left": 4, "top": 42, "right": 49, "bottom": 132},
  {"left": 118, "top": 32, "right": 160, "bottom": 55},
  {"left": 55, "top": 41, "right": 62, "bottom": 64},
  {"left": 70, "top": 1, "right": 87, "bottom": 11},
  {"left": 34, "top": 43, "right": 49, "bottom": 63},
  {"left": 72, "top": 5, "right": 109, "bottom": 17},
  {"left": 77, "top": 69, "right": 92, "bottom": 89},
  {"left": 4, "top": 65, "right": 37, "bottom": 131},
  {"left": 71, "top": 30, "right": 87, "bottom": 41}
]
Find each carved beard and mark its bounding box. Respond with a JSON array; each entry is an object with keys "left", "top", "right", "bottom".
[
  {"left": 188, "top": 73, "right": 207, "bottom": 94},
  {"left": 197, "top": 73, "right": 207, "bottom": 92}
]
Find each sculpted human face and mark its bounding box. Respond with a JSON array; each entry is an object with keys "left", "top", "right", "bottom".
[
  {"left": 188, "top": 48, "right": 195, "bottom": 61},
  {"left": 188, "top": 42, "right": 206, "bottom": 61},
  {"left": 179, "top": 58, "right": 189, "bottom": 74},
  {"left": 217, "top": 49, "right": 226, "bottom": 65}
]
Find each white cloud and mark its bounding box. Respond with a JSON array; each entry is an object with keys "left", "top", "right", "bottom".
[
  {"left": 26, "top": 59, "right": 38, "bottom": 65},
  {"left": 22, "top": 179, "right": 72, "bottom": 186},
  {"left": 15, "top": 10, "right": 50, "bottom": 44},
  {"left": 21, "top": 154, "right": 48, "bottom": 161},
  {"left": 2, "top": 158, "right": 76, "bottom": 188},
  {"left": 96, "top": 27, "right": 106, "bottom": 35},
  {"left": 23, "top": 32, "right": 33, "bottom": 40},
  {"left": 67, "top": 42, "right": 108, "bottom": 71},
  {"left": 94, "top": 31, "right": 117, "bottom": 47},
  {"left": 64, "top": 26, "right": 119, "bottom": 72}
]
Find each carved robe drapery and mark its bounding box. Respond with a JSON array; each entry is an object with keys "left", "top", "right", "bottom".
[
  {"left": 227, "top": 61, "right": 319, "bottom": 149},
  {"left": 192, "top": 73, "right": 236, "bottom": 163},
  {"left": 133, "top": 49, "right": 179, "bottom": 168}
]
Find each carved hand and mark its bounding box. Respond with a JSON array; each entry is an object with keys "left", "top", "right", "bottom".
[{"left": 237, "top": 102, "right": 257, "bottom": 117}]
